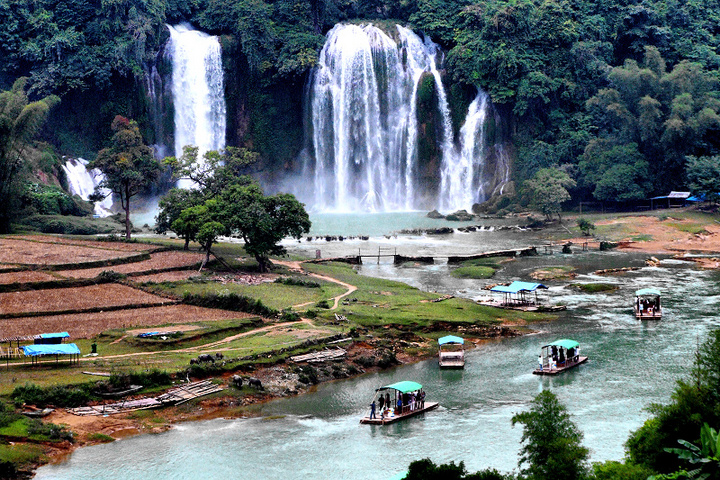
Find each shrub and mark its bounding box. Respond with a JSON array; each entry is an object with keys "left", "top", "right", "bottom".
[
  {"left": 280, "top": 309, "right": 300, "bottom": 321},
  {"left": 315, "top": 299, "right": 330, "bottom": 309},
  {"left": 27, "top": 419, "right": 74, "bottom": 442},
  {"left": 296, "top": 365, "right": 318, "bottom": 385},
  {"left": 11, "top": 383, "right": 95, "bottom": 408},
  {"left": 182, "top": 292, "right": 278, "bottom": 317},
  {"left": 274, "top": 277, "right": 321, "bottom": 288},
  {"left": 576, "top": 218, "right": 596, "bottom": 236},
  {"left": 87, "top": 432, "right": 116, "bottom": 443},
  {"left": 109, "top": 369, "right": 172, "bottom": 389},
  {"left": 97, "top": 270, "right": 127, "bottom": 282}
]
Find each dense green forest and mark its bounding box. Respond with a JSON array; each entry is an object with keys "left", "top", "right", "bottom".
[{"left": 1, "top": 0, "right": 719, "bottom": 210}]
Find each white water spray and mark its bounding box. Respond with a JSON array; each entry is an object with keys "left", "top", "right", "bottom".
[
  {"left": 307, "top": 24, "right": 448, "bottom": 212},
  {"left": 168, "top": 24, "right": 226, "bottom": 188},
  {"left": 439, "top": 91, "right": 491, "bottom": 211},
  {"left": 305, "top": 24, "right": 499, "bottom": 213},
  {"left": 62, "top": 158, "right": 114, "bottom": 217}
]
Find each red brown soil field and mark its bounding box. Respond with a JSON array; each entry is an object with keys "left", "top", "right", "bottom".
[
  {"left": 0, "top": 238, "right": 140, "bottom": 266},
  {"left": 59, "top": 251, "right": 205, "bottom": 279},
  {"left": 0, "top": 283, "right": 169, "bottom": 316},
  {"left": 10, "top": 235, "right": 156, "bottom": 252},
  {"left": 132, "top": 270, "right": 202, "bottom": 283},
  {"left": 0, "top": 271, "right": 58, "bottom": 284},
  {"left": 0, "top": 305, "right": 252, "bottom": 338}
]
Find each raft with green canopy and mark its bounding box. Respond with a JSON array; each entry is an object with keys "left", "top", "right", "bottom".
[
  {"left": 635, "top": 288, "right": 662, "bottom": 320},
  {"left": 438, "top": 335, "right": 465, "bottom": 369},
  {"left": 534, "top": 338, "right": 588, "bottom": 376},
  {"left": 360, "top": 380, "right": 439, "bottom": 425}
]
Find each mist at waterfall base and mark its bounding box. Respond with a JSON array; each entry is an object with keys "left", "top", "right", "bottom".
[
  {"left": 35, "top": 242, "right": 720, "bottom": 479},
  {"left": 292, "top": 23, "right": 509, "bottom": 214}
]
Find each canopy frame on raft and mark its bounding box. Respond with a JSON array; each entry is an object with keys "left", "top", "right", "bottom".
[
  {"left": 360, "top": 380, "right": 438, "bottom": 425},
  {"left": 635, "top": 288, "right": 662, "bottom": 320},
  {"left": 533, "top": 339, "right": 588, "bottom": 376}
]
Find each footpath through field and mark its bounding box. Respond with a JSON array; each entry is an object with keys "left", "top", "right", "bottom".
[{"left": 272, "top": 259, "right": 357, "bottom": 309}]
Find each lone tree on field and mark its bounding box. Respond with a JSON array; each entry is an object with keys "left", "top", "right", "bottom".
[
  {"left": 220, "top": 182, "right": 311, "bottom": 272},
  {"left": 89, "top": 116, "right": 162, "bottom": 239},
  {"left": 512, "top": 390, "right": 589, "bottom": 480},
  {"left": 0, "top": 78, "right": 58, "bottom": 232}
]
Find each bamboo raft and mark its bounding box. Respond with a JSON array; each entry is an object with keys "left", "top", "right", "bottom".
[
  {"left": 360, "top": 402, "right": 439, "bottom": 425},
  {"left": 156, "top": 380, "right": 224, "bottom": 405},
  {"left": 533, "top": 356, "right": 588, "bottom": 375},
  {"left": 68, "top": 380, "right": 224, "bottom": 415},
  {"left": 68, "top": 397, "right": 162, "bottom": 416},
  {"left": 290, "top": 348, "right": 346, "bottom": 363},
  {"left": 478, "top": 300, "right": 567, "bottom": 312}
]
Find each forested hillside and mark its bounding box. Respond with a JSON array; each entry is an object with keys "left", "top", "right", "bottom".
[{"left": 1, "top": 0, "right": 718, "bottom": 205}]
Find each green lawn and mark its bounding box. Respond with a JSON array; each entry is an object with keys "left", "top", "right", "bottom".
[
  {"left": 149, "top": 279, "right": 346, "bottom": 311},
  {"left": 304, "top": 262, "right": 547, "bottom": 328}
]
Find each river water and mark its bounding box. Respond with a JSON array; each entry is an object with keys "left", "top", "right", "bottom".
[{"left": 35, "top": 218, "right": 720, "bottom": 479}]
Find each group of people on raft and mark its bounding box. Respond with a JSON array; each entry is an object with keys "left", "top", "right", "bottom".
[
  {"left": 538, "top": 345, "right": 580, "bottom": 371},
  {"left": 369, "top": 390, "right": 426, "bottom": 419}
]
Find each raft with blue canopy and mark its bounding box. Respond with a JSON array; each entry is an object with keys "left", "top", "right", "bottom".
[
  {"left": 360, "top": 381, "right": 439, "bottom": 425},
  {"left": 438, "top": 335, "right": 465, "bottom": 369},
  {"left": 533, "top": 339, "right": 587, "bottom": 376}
]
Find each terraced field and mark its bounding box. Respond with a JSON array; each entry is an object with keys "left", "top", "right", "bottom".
[
  {"left": 58, "top": 251, "right": 204, "bottom": 278},
  {"left": 0, "top": 283, "right": 173, "bottom": 316},
  {"left": 1, "top": 305, "right": 251, "bottom": 339}
]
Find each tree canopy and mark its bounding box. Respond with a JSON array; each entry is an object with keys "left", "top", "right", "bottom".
[
  {"left": 512, "top": 390, "right": 590, "bottom": 480},
  {"left": 0, "top": 77, "right": 58, "bottom": 232},
  {"left": 2, "top": 0, "right": 720, "bottom": 214},
  {"left": 157, "top": 146, "right": 310, "bottom": 271},
  {"left": 88, "top": 115, "right": 161, "bottom": 239}
]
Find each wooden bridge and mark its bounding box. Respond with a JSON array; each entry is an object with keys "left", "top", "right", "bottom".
[{"left": 308, "top": 247, "right": 538, "bottom": 266}]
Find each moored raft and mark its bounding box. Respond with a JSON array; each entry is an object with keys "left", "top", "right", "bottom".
[{"left": 438, "top": 335, "right": 465, "bottom": 369}]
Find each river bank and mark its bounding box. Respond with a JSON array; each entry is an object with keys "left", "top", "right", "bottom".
[
  {"left": 29, "top": 322, "right": 523, "bottom": 475},
  {"left": 11, "top": 207, "right": 720, "bottom": 478}
]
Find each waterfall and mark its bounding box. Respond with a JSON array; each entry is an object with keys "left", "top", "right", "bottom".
[
  {"left": 306, "top": 24, "right": 446, "bottom": 213},
  {"left": 168, "top": 24, "right": 226, "bottom": 187},
  {"left": 62, "top": 158, "right": 114, "bottom": 217},
  {"left": 305, "top": 23, "right": 500, "bottom": 213},
  {"left": 439, "top": 91, "right": 491, "bottom": 211}
]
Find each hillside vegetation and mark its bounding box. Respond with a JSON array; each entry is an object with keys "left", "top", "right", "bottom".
[{"left": 0, "top": 0, "right": 717, "bottom": 212}]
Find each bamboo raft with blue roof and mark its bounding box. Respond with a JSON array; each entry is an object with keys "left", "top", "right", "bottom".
[
  {"left": 533, "top": 339, "right": 588, "bottom": 375},
  {"left": 360, "top": 381, "right": 438, "bottom": 425},
  {"left": 438, "top": 335, "right": 465, "bottom": 369}
]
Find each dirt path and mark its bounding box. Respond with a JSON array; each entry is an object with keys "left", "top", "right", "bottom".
[
  {"left": 273, "top": 259, "right": 357, "bottom": 309},
  {"left": 69, "top": 319, "right": 323, "bottom": 364}
]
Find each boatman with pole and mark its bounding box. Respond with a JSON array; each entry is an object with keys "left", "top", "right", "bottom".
[{"left": 369, "top": 400, "right": 377, "bottom": 419}]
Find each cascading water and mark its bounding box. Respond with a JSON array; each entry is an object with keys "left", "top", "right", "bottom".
[
  {"left": 438, "top": 91, "right": 491, "bottom": 211},
  {"left": 168, "top": 24, "right": 226, "bottom": 187},
  {"left": 62, "top": 158, "right": 113, "bottom": 216},
  {"left": 304, "top": 23, "right": 502, "bottom": 213},
  {"left": 306, "top": 24, "right": 444, "bottom": 212}
]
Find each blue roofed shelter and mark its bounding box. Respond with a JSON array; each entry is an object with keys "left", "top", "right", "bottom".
[
  {"left": 22, "top": 343, "right": 81, "bottom": 365},
  {"left": 490, "top": 281, "right": 548, "bottom": 306},
  {"left": 34, "top": 332, "right": 70, "bottom": 345}
]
